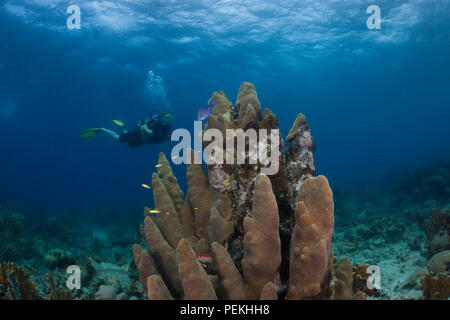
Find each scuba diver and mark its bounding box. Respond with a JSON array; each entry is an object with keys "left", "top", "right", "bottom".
[{"left": 81, "top": 111, "right": 174, "bottom": 147}]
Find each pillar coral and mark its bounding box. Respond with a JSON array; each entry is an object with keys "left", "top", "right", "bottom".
[
  {"left": 147, "top": 275, "right": 174, "bottom": 300},
  {"left": 260, "top": 282, "right": 278, "bottom": 300},
  {"left": 186, "top": 150, "right": 214, "bottom": 240},
  {"left": 133, "top": 244, "right": 157, "bottom": 292},
  {"left": 176, "top": 239, "right": 217, "bottom": 300},
  {"left": 151, "top": 172, "right": 184, "bottom": 248},
  {"left": 288, "top": 176, "right": 334, "bottom": 299},
  {"left": 211, "top": 242, "right": 246, "bottom": 300},
  {"left": 156, "top": 152, "right": 185, "bottom": 213},
  {"left": 203, "top": 82, "right": 292, "bottom": 237},
  {"left": 132, "top": 83, "right": 362, "bottom": 300},
  {"left": 242, "top": 174, "right": 281, "bottom": 299}
]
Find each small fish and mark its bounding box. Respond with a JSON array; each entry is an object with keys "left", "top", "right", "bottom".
[
  {"left": 113, "top": 120, "right": 124, "bottom": 127},
  {"left": 197, "top": 254, "right": 213, "bottom": 264},
  {"left": 141, "top": 184, "right": 151, "bottom": 189},
  {"left": 197, "top": 101, "right": 215, "bottom": 121},
  {"left": 201, "top": 263, "right": 208, "bottom": 268},
  {"left": 172, "top": 155, "right": 178, "bottom": 160},
  {"left": 194, "top": 207, "right": 199, "bottom": 210},
  {"left": 155, "top": 164, "right": 163, "bottom": 168},
  {"left": 149, "top": 209, "right": 161, "bottom": 214}
]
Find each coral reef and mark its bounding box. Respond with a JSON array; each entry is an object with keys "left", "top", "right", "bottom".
[
  {"left": 0, "top": 208, "right": 135, "bottom": 272},
  {"left": 426, "top": 250, "right": 450, "bottom": 274},
  {"left": 421, "top": 273, "right": 450, "bottom": 300},
  {"left": 132, "top": 83, "right": 359, "bottom": 300},
  {"left": 407, "top": 226, "right": 450, "bottom": 300},
  {"left": 330, "top": 257, "right": 366, "bottom": 300},
  {"left": 425, "top": 208, "right": 450, "bottom": 254},
  {"left": 0, "top": 207, "right": 140, "bottom": 300},
  {"left": 389, "top": 162, "right": 450, "bottom": 204},
  {"left": 46, "top": 273, "right": 73, "bottom": 300},
  {"left": 3, "top": 84, "right": 447, "bottom": 300},
  {"left": 331, "top": 162, "right": 450, "bottom": 299},
  {"left": 0, "top": 210, "right": 41, "bottom": 262},
  {"left": 0, "top": 262, "right": 39, "bottom": 300},
  {"left": 352, "top": 263, "right": 379, "bottom": 297},
  {"left": 44, "top": 249, "right": 76, "bottom": 270}
]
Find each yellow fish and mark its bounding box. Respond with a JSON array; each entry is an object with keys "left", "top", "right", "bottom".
[
  {"left": 194, "top": 207, "right": 199, "bottom": 210},
  {"left": 155, "top": 164, "right": 163, "bottom": 168},
  {"left": 171, "top": 156, "right": 178, "bottom": 160},
  {"left": 141, "top": 184, "right": 151, "bottom": 189},
  {"left": 201, "top": 263, "right": 207, "bottom": 268},
  {"left": 113, "top": 120, "right": 124, "bottom": 127},
  {"left": 149, "top": 210, "right": 160, "bottom": 214}
]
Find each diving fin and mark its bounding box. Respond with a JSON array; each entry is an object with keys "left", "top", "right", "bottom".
[
  {"left": 113, "top": 120, "right": 125, "bottom": 127},
  {"left": 81, "top": 128, "right": 101, "bottom": 140}
]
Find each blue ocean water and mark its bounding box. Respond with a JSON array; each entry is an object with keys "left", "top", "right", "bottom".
[{"left": 0, "top": 0, "right": 449, "bottom": 216}]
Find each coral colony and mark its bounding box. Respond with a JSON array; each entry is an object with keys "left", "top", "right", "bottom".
[
  {"left": 1, "top": 83, "right": 449, "bottom": 300},
  {"left": 132, "top": 82, "right": 358, "bottom": 300}
]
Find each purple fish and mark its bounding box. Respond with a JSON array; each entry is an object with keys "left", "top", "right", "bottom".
[{"left": 197, "top": 101, "right": 215, "bottom": 121}]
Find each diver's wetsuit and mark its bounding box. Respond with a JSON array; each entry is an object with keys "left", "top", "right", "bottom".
[{"left": 119, "top": 114, "right": 172, "bottom": 147}]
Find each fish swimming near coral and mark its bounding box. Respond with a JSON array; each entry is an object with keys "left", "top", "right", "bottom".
[
  {"left": 149, "top": 209, "right": 160, "bottom": 214},
  {"left": 141, "top": 184, "right": 151, "bottom": 189},
  {"left": 197, "top": 254, "right": 213, "bottom": 264},
  {"left": 155, "top": 164, "right": 163, "bottom": 168},
  {"left": 197, "top": 101, "right": 215, "bottom": 121}
]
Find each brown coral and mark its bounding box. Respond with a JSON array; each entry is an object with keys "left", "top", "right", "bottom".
[
  {"left": 133, "top": 244, "right": 157, "bottom": 292},
  {"left": 132, "top": 82, "right": 361, "bottom": 300},
  {"left": 330, "top": 258, "right": 367, "bottom": 300},
  {"left": 425, "top": 208, "right": 450, "bottom": 239},
  {"left": 288, "top": 176, "right": 334, "bottom": 299},
  {"left": 426, "top": 250, "right": 450, "bottom": 274},
  {"left": 0, "top": 262, "right": 39, "bottom": 300},
  {"left": 46, "top": 273, "right": 73, "bottom": 300},
  {"left": 352, "top": 264, "right": 379, "bottom": 297},
  {"left": 242, "top": 174, "right": 281, "bottom": 299},
  {"left": 331, "top": 257, "right": 353, "bottom": 300},
  {"left": 211, "top": 242, "right": 246, "bottom": 300},
  {"left": 147, "top": 275, "right": 174, "bottom": 300},
  {"left": 176, "top": 239, "right": 217, "bottom": 300},
  {"left": 421, "top": 273, "right": 450, "bottom": 300}
]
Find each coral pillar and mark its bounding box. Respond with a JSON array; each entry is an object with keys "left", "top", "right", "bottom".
[
  {"left": 288, "top": 176, "right": 334, "bottom": 299},
  {"left": 242, "top": 174, "right": 281, "bottom": 299}
]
